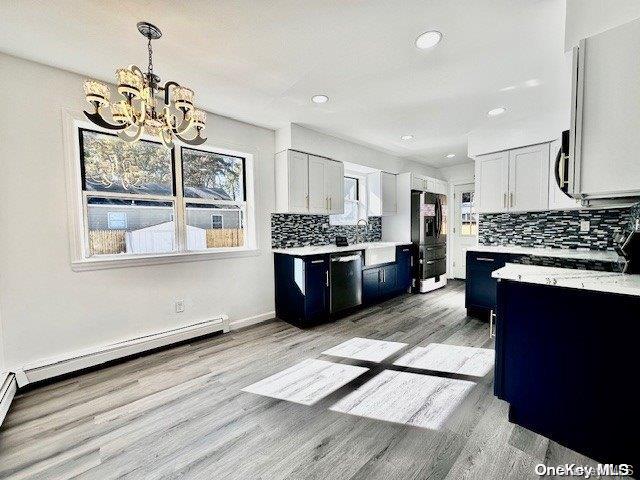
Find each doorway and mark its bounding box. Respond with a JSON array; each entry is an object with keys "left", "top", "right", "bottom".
[{"left": 451, "top": 183, "right": 477, "bottom": 279}]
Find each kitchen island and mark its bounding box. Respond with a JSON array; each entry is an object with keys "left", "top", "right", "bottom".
[{"left": 492, "top": 263, "right": 638, "bottom": 470}]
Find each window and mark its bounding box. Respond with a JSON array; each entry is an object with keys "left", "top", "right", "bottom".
[
  {"left": 330, "top": 176, "right": 366, "bottom": 225},
  {"left": 460, "top": 191, "right": 477, "bottom": 236},
  {"left": 107, "top": 212, "right": 128, "bottom": 229},
  {"left": 71, "top": 123, "right": 255, "bottom": 267},
  {"left": 182, "top": 147, "right": 246, "bottom": 250},
  {"left": 211, "top": 214, "right": 223, "bottom": 229}
]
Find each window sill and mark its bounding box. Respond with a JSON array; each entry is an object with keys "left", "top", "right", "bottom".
[{"left": 71, "top": 248, "right": 262, "bottom": 272}]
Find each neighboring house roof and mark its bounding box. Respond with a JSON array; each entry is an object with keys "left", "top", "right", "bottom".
[{"left": 85, "top": 180, "right": 234, "bottom": 203}]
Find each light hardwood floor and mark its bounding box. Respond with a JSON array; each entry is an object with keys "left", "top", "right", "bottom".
[{"left": 0, "top": 281, "right": 603, "bottom": 479}]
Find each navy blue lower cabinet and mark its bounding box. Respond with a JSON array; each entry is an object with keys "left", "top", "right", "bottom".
[
  {"left": 395, "top": 245, "right": 413, "bottom": 293},
  {"left": 495, "top": 279, "right": 638, "bottom": 469},
  {"left": 465, "top": 252, "right": 524, "bottom": 318},
  {"left": 362, "top": 268, "right": 381, "bottom": 304},
  {"left": 274, "top": 253, "right": 329, "bottom": 326}
]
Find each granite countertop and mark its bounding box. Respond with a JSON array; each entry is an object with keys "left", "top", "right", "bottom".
[
  {"left": 492, "top": 263, "right": 640, "bottom": 297},
  {"left": 468, "top": 245, "right": 620, "bottom": 263},
  {"left": 272, "top": 241, "right": 412, "bottom": 256}
]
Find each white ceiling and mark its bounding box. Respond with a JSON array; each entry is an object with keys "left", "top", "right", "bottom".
[{"left": 0, "top": 0, "right": 570, "bottom": 167}]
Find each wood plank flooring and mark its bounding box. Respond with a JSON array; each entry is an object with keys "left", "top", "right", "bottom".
[{"left": 0, "top": 281, "right": 605, "bottom": 479}]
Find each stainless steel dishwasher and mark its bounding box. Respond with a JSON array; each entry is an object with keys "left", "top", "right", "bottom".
[{"left": 330, "top": 251, "right": 363, "bottom": 314}]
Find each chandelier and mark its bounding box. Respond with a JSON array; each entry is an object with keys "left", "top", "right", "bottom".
[{"left": 82, "top": 22, "right": 206, "bottom": 149}]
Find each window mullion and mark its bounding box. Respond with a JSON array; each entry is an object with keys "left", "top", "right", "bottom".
[{"left": 174, "top": 146, "right": 187, "bottom": 253}]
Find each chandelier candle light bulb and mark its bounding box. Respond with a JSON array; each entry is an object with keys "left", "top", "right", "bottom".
[{"left": 82, "top": 21, "right": 207, "bottom": 149}]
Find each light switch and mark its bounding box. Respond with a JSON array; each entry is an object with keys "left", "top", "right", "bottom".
[{"left": 580, "top": 220, "right": 590, "bottom": 233}]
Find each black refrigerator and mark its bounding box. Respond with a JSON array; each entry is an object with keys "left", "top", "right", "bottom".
[{"left": 410, "top": 191, "right": 447, "bottom": 293}]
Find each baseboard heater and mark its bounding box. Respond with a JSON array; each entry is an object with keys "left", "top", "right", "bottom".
[
  {"left": 15, "top": 316, "right": 229, "bottom": 387},
  {"left": 0, "top": 372, "right": 17, "bottom": 426}
]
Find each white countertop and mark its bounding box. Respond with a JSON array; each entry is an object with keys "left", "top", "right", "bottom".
[
  {"left": 468, "top": 245, "right": 620, "bottom": 263},
  {"left": 492, "top": 263, "right": 640, "bottom": 296},
  {"left": 272, "top": 241, "right": 412, "bottom": 256}
]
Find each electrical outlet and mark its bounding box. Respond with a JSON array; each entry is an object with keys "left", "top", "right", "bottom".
[
  {"left": 175, "top": 300, "right": 185, "bottom": 313},
  {"left": 580, "top": 220, "right": 590, "bottom": 233}
]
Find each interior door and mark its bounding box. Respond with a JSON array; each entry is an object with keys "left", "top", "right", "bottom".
[
  {"left": 477, "top": 151, "right": 509, "bottom": 213},
  {"left": 452, "top": 183, "right": 478, "bottom": 279},
  {"left": 308, "top": 155, "right": 326, "bottom": 213},
  {"left": 324, "top": 160, "right": 344, "bottom": 214},
  {"left": 288, "top": 151, "right": 309, "bottom": 212},
  {"left": 508, "top": 143, "right": 550, "bottom": 212}
]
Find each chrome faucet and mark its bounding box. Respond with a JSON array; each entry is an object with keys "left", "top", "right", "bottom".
[{"left": 355, "top": 219, "right": 369, "bottom": 244}]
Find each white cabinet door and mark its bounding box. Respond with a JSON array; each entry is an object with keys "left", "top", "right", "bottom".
[
  {"left": 425, "top": 177, "right": 436, "bottom": 193},
  {"left": 324, "top": 159, "right": 344, "bottom": 214},
  {"left": 287, "top": 151, "right": 309, "bottom": 213},
  {"left": 308, "top": 155, "right": 327, "bottom": 213},
  {"left": 476, "top": 151, "right": 509, "bottom": 213},
  {"left": 380, "top": 172, "right": 397, "bottom": 215},
  {"left": 411, "top": 175, "right": 425, "bottom": 191},
  {"left": 571, "top": 19, "right": 640, "bottom": 199},
  {"left": 508, "top": 144, "right": 550, "bottom": 212}
]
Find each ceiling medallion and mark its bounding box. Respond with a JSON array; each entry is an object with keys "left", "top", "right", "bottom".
[{"left": 82, "top": 21, "right": 206, "bottom": 149}]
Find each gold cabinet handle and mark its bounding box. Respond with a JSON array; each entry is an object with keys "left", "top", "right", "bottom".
[
  {"left": 509, "top": 192, "right": 514, "bottom": 208},
  {"left": 503, "top": 193, "right": 507, "bottom": 208}
]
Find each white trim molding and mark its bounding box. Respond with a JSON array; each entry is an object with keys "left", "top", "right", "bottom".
[
  {"left": 229, "top": 311, "right": 275, "bottom": 331},
  {"left": 16, "top": 316, "right": 229, "bottom": 387},
  {"left": 0, "top": 372, "right": 17, "bottom": 426}
]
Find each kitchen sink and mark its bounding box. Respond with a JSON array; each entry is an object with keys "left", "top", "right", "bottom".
[{"left": 360, "top": 242, "right": 397, "bottom": 266}]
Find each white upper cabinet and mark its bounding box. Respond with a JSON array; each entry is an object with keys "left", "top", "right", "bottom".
[
  {"left": 368, "top": 171, "right": 397, "bottom": 216},
  {"left": 274, "top": 150, "right": 344, "bottom": 214},
  {"left": 508, "top": 144, "right": 550, "bottom": 212},
  {"left": 308, "top": 155, "right": 327, "bottom": 213},
  {"left": 476, "top": 151, "right": 509, "bottom": 213},
  {"left": 476, "top": 144, "right": 549, "bottom": 213},
  {"left": 569, "top": 18, "right": 640, "bottom": 201},
  {"left": 410, "top": 174, "right": 447, "bottom": 195},
  {"left": 324, "top": 159, "right": 344, "bottom": 214},
  {"left": 275, "top": 150, "right": 309, "bottom": 213}
]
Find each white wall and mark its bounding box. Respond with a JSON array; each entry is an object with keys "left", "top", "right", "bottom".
[
  {"left": 280, "top": 124, "right": 443, "bottom": 178},
  {"left": 467, "top": 109, "right": 568, "bottom": 158},
  {"left": 0, "top": 53, "right": 276, "bottom": 369},
  {"left": 565, "top": 0, "right": 640, "bottom": 50},
  {"left": 439, "top": 163, "right": 475, "bottom": 185}
]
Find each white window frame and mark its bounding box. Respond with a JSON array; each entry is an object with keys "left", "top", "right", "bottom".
[{"left": 63, "top": 110, "right": 259, "bottom": 271}]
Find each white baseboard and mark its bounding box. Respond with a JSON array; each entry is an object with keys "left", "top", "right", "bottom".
[
  {"left": 16, "top": 316, "right": 229, "bottom": 387},
  {"left": 229, "top": 311, "right": 275, "bottom": 331},
  {"left": 1, "top": 372, "right": 17, "bottom": 426}
]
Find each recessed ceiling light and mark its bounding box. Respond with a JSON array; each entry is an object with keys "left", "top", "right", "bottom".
[
  {"left": 415, "top": 30, "right": 442, "bottom": 50},
  {"left": 311, "top": 94, "right": 329, "bottom": 104},
  {"left": 524, "top": 78, "right": 541, "bottom": 87},
  {"left": 500, "top": 85, "right": 516, "bottom": 92},
  {"left": 487, "top": 107, "right": 506, "bottom": 117},
  {"left": 446, "top": 153, "right": 456, "bottom": 158},
  {"left": 401, "top": 135, "right": 414, "bottom": 141}
]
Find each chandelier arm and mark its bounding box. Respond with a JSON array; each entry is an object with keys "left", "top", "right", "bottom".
[
  {"left": 117, "top": 124, "right": 144, "bottom": 143},
  {"left": 84, "top": 110, "right": 128, "bottom": 131},
  {"left": 175, "top": 131, "right": 207, "bottom": 146},
  {"left": 172, "top": 111, "right": 195, "bottom": 135}
]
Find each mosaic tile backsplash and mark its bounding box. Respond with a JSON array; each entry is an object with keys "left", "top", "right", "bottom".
[
  {"left": 478, "top": 207, "right": 640, "bottom": 251},
  {"left": 271, "top": 214, "right": 382, "bottom": 248}
]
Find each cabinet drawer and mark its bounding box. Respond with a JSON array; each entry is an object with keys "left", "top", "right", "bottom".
[
  {"left": 424, "top": 258, "right": 446, "bottom": 277},
  {"left": 424, "top": 245, "right": 446, "bottom": 261}
]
